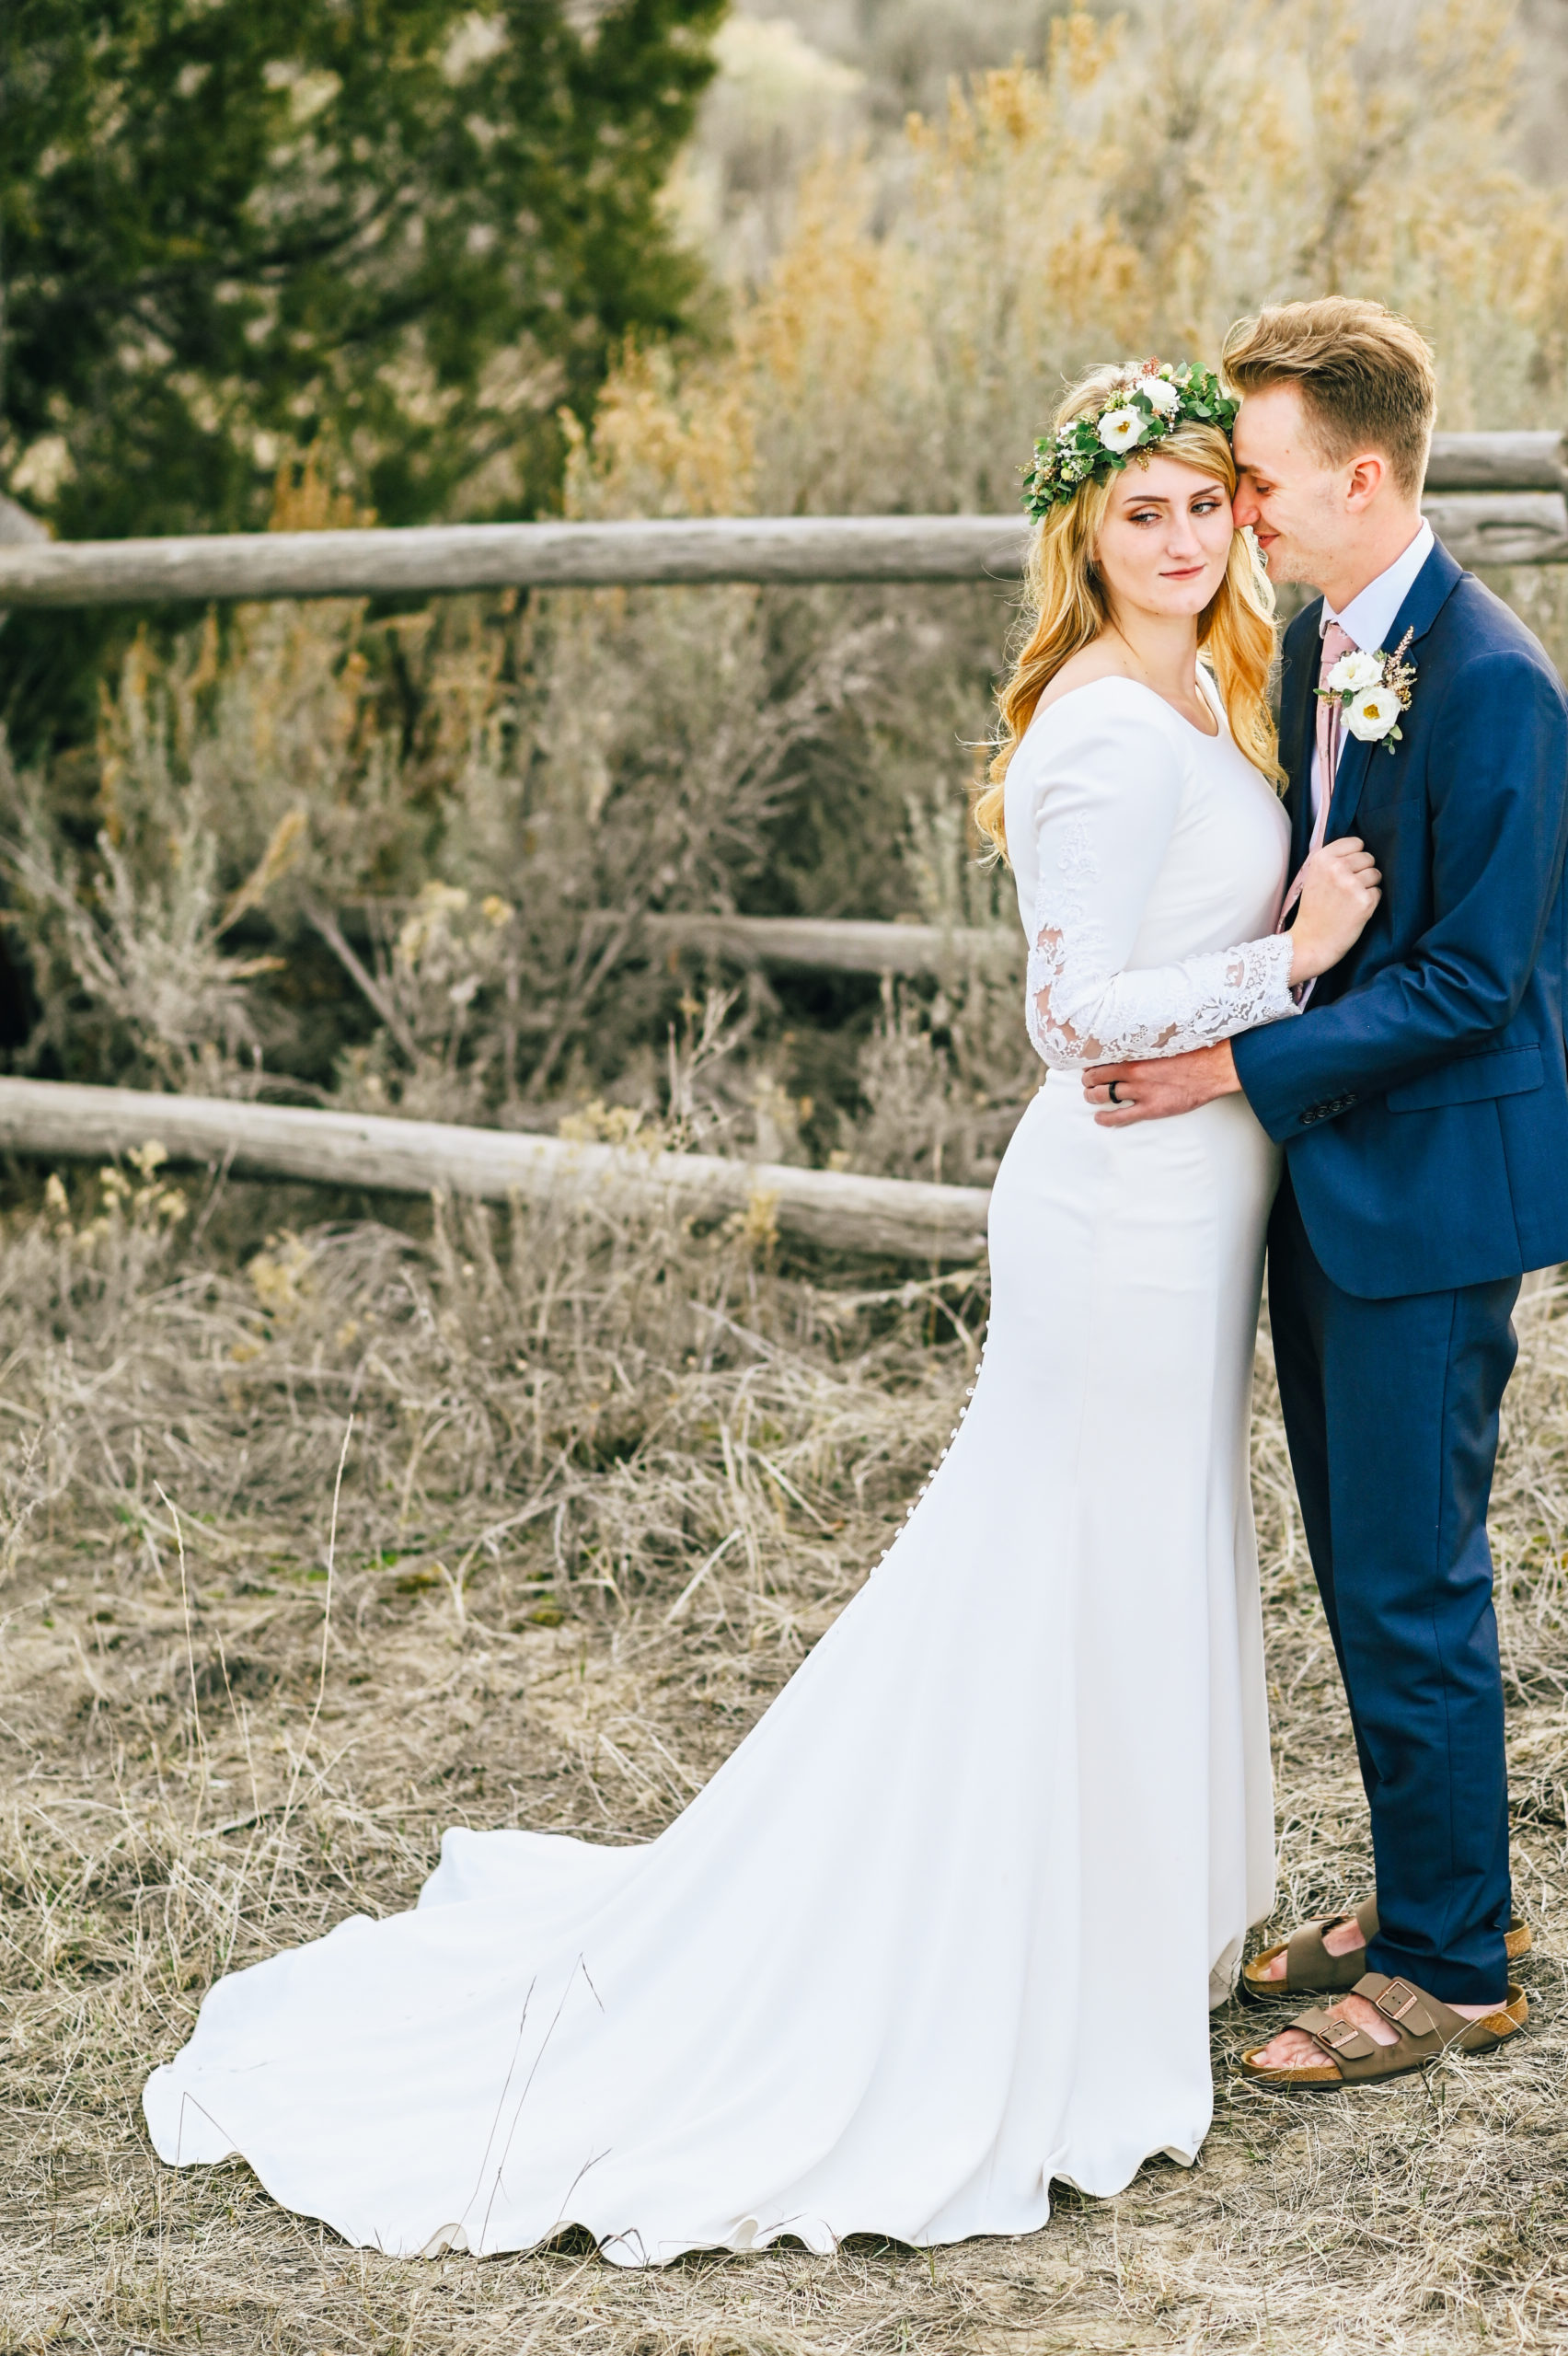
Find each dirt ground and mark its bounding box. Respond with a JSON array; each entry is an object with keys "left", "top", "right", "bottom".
[{"left": 2, "top": 1172, "right": 1566, "bottom": 2354}]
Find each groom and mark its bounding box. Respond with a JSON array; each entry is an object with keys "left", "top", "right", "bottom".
[{"left": 1086, "top": 298, "right": 1568, "bottom": 2076}]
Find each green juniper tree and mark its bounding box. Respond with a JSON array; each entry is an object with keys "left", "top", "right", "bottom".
[{"left": 0, "top": 0, "right": 723, "bottom": 746}]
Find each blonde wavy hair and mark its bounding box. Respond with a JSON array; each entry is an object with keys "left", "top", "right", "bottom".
[{"left": 974, "top": 366, "right": 1281, "bottom": 861}]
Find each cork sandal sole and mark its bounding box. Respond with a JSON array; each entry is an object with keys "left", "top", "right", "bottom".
[{"left": 1239, "top": 1974, "right": 1528, "bottom": 2091}]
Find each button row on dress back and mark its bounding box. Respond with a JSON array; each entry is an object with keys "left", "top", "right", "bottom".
[{"left": 876, "top": 1361, "right": 984, "bottom": 1564}]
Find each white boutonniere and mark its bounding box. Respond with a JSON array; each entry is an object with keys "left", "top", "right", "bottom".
[{"left": 1316, "top": 629, "right": 1418, "bottom": 753}]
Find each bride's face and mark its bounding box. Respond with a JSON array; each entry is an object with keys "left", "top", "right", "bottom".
[{"left": 1093, "top": 456, "right": 1235, "bottom": 624}]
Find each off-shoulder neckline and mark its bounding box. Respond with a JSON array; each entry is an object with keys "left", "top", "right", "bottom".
[{"left": 1029, "top": 669, "right": 1223, "bottom": 744}]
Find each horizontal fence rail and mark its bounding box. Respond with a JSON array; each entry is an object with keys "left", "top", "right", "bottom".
[
  {"left": 0, "top": 435, "right": 1562, "bottom": 606},
  {"left": 0, "top": 1080, "right": 993, "bottom": 1262},
  {"left": 0, "top": 516, "right": 1030, "bottom": 604},
  {"left": 1423, "top": 433, "right": 1567, "bottom": 490},
  {"left": 646, "top": 914, "right": 1018, "bottom": 977},
  {"left": 1419, "top": 493, "right": 1568, "bottom": 567}
]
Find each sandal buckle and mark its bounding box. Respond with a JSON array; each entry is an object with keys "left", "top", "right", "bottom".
[
  {"left": 1321, "top": 2015, "right": 1362, "bottom": 2049},
  {"left": 1377, "top": 1978, "right": 1420, "bottom": 2023}
]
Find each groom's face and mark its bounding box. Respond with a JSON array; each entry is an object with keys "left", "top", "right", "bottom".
[{"left": 1231, "top": 383, "right": 1346, "bottom": 590}]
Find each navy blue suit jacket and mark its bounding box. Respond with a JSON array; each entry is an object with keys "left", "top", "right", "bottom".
[{"left": 1231, "top": 538, "right": 1568, "bottom": 1299}]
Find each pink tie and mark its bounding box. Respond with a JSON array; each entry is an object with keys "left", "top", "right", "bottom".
[
  {"left": 1276, "top": 620, "right": 1356, "bottom": 1002},
  {"left": 1278, "top": 619, "right": 1356, "bottom": 932}
]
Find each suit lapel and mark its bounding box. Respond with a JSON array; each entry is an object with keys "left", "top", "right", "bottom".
[
  {"left": 1325, "top": 729, "right": 1378, "bottom": 844},
  {"left": 1326, "top": 537, "right": 1466, "bottom": 843}
]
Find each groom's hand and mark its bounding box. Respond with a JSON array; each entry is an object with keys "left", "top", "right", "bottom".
[{"left": 1083, "top": 1041, "right": 1241, "bottom": 1125}]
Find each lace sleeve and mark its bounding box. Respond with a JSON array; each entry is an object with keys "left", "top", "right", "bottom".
[{"left": 1021, "top": 706, "right": 1297, "bottom": 1072}]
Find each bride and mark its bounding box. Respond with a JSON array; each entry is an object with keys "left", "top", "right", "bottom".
[{"left": 144, "top": 364, "right": 1380, "bottom": 2264}]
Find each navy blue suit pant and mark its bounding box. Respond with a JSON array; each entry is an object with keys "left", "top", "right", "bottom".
[{"left": 1268, "top": 1171, "right": 1517, "bottom": 2004}]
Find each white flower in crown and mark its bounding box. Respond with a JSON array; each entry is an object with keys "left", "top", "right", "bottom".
[
  {"left": 1141, "top": 373, "right": 1181, "bottom": 415},
  {"left": 1325, "top": 647, "right": 1384, "bottom": 696},
  {"left": 1342, "top": 684, "right": 1405, "bottom": 743},
  {"left": 1097, "top": 407, "right": 1145, "bottom": 453}
]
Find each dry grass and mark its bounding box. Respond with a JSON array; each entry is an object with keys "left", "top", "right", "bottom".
[
  {"left": 4, "top": 8, "right": 1567, "bottom": 2347},
  {"left": 2, "top": 1157, "right": 1566, "bottom": 2355}
]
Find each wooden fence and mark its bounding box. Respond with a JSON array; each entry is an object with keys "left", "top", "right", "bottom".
[
  {"left": 0, "top": 434, "right": 1563, "bottom": 606},
  {"left": 1, "top": 429, "right": 1563, "bottom": 1255}
]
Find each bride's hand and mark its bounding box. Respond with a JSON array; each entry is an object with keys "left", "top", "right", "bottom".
[{"left": 1288, "top": 837, "right": 1381, "bottom": 984}]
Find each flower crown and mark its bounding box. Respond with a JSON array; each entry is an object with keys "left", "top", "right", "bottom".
[{"left": 1021, "top": 362, "right": 1239, "bottom": 521}]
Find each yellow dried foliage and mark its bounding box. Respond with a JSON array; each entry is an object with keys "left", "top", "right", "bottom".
[
  {"left": 576, "top": 2, "right": 1566, "bottom": 525},
  {"left": 34, "top": 1158, "right": 188, "bottom": 1254},
  {"left": 557, "top": 1100, "right": 652, "bottom": 1149},
  {"left": 247, "top": 1230, "right": 315, "bottom": 1325}
]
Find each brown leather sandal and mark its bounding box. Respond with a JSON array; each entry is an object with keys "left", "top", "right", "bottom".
[
  {"left": 1239, "top": 1970, "right": 1528, "bottom": 2089},
  {"left": 1239, "top": 1897, "right": 1531, "bottom": 2003}
]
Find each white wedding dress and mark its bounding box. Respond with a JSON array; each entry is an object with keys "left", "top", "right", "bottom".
[{"left": 145, "top": 671, "right": 1295, "bottom": 2264}]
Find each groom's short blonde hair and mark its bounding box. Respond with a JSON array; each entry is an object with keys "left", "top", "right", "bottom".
[{"left": 1221, "top": 299, "right": 1437, "bottom": 497}]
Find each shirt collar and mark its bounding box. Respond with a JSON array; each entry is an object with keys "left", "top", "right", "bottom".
[{"left": 1320, "top": 518, "right": 1435, "bottom": 653}]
